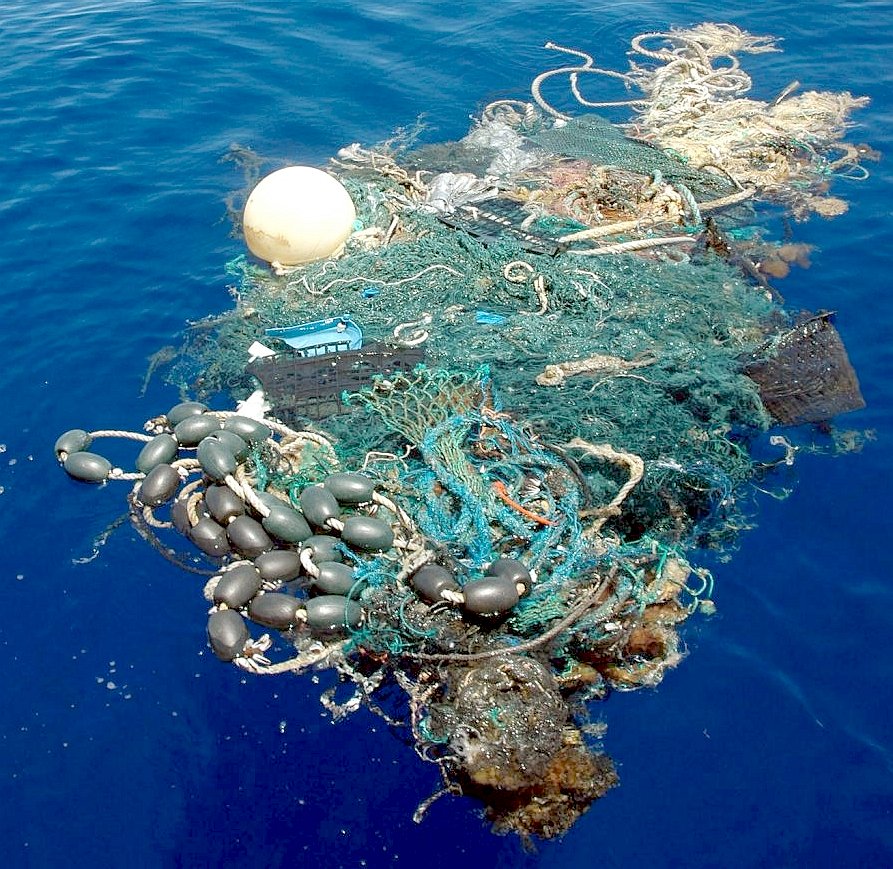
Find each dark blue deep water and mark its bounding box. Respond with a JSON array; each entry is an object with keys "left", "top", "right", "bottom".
[{"left": 2, "top": 2, "right": 891, "bottom": 866}]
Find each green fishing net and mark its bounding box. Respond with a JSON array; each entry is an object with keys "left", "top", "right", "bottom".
[{"left": 67, "top": 24, "right": 870, "bottom": 840}]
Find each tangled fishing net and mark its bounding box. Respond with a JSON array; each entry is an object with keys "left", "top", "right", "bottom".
[{"left": 56, "top": 25, "right": 870, "bottom": 841}]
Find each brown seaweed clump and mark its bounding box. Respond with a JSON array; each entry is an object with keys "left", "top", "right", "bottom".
[
  {"left": 427, "top": 656, "right": 618, "bottom": 839},
  {"left": 462, "top": 741, "right": 618, "bottom": 841}
]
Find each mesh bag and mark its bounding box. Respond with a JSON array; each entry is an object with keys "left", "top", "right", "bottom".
[{"left": 743, "top": 312, "right": 864, "bottom": 425}]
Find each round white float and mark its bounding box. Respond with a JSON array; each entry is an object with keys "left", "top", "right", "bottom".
[{"left": 242, "top": 166, "right": 357, "bottom": 266}]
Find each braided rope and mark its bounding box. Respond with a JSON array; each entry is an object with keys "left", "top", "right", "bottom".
[
  {"left": 568, "top": 235, "right": 694, "bottom": 256},
  {"left": 88, "top": 429, "right": 154, "bottom": 442}
]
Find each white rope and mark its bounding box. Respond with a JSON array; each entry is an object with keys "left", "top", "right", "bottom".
[{"left": 568, "top": 236, "right": 694, "bottom": 256}]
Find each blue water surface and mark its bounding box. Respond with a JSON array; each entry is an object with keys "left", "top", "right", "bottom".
[{"left": 1, "top": 2, "right": 891, "bottom": 867}]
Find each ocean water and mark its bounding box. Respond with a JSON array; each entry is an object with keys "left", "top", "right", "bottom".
[{"left": 1, "top": 1, "right": 891, "bottom": 867}]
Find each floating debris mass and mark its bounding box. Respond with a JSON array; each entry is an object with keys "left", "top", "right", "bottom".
[{"left": 55, "top": 25, "right": 869, "bottom": 840}]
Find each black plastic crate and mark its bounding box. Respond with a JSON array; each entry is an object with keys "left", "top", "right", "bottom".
[{"left": 246, "top": 343, "right": 425, "bottom": 424}]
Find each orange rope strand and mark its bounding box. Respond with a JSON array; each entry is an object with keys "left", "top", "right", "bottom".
[{"left": 491, "top": 480, "right": 556, "bottom": 526}]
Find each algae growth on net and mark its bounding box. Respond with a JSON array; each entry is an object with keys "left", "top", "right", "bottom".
[{"left": 55, "top": 25, "right": 871, "bottom": 840}]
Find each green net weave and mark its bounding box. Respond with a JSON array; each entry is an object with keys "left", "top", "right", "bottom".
[{"left": 129, "top": 24, "right": 873, "bottom": 839}]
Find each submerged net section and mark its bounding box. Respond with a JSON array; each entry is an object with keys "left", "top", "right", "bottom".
[{"left": 65, "top": 24, "right": 871, "bottom": 841}]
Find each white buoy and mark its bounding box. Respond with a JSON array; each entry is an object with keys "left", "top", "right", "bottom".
[{"left": 242, "top": 166, "right": 357, "bottom": 266}]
